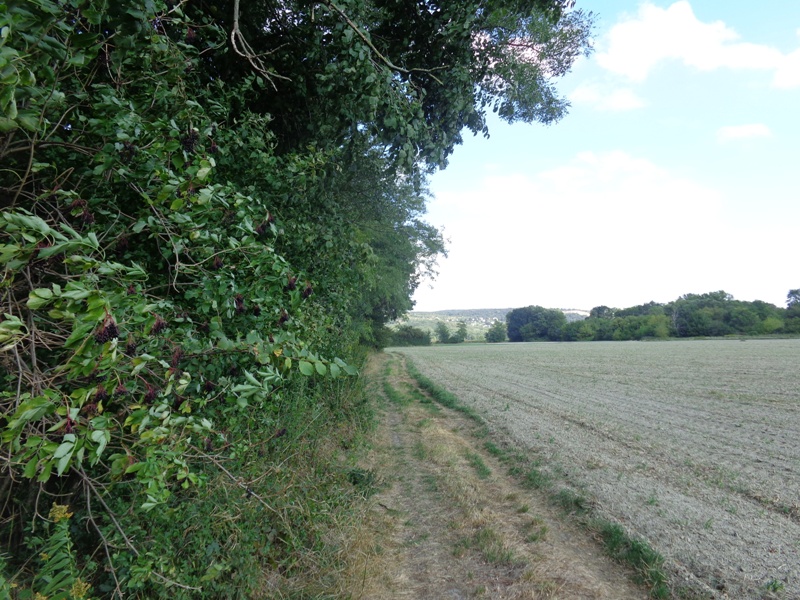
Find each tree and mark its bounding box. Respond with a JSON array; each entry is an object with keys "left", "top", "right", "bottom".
[
  {"left": 435, "top": 321, "right": 452, "bottom": 344},
  {"left": 391, "top": 325, "right": 432, "bottom": 346},
  {"left": 589, "top": 305, "right": 615, "bottom": 319},
  {"left": 212, "top": 0, "right": 595, "bottom": 169},
  {"left": 788, "top": 289, "right": 800, "bottom": 307},
  {"left": 507, "top": 306, "right": 566, "bottom": 341},
  {"left": 786, "top": 289, "right": 800, "bottom": 333},
  {"left": 485, "top": 321, "right": 507, "bottom": 343},
  {"left": 452, "top": 321, "right": 469, "bottom": 343}
]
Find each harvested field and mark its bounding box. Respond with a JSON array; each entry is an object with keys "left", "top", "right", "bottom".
[{"left": 392, "top": 340, "right": 800, "bottom": 598}]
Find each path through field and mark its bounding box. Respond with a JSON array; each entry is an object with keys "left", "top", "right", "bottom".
[
  {"left": 392, "top": 340, "right": 800, "bottom": 599},
  {"left": 355, "top": 352, "right": 647, "bottom": 599}
]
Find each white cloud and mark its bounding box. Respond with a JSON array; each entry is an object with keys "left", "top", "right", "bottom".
[
  {"left": 570, "top": 84, "right": 646, "bottom": 111},
  {"left": 716, "top": 123, "right": 772, "bottom": 143},
  {"left": 597, "top": 1, "right": 800, "bottom": 88},
  {"left": 416, "top": 152, "right": 729, "bottom": 311}
]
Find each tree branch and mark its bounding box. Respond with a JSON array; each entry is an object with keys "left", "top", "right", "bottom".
[
  {"left": 230, "top": 0, "right": 290, "bottom": 88},
  {"left": 319, "top": 0, "right": 445, "bottom": 85}
]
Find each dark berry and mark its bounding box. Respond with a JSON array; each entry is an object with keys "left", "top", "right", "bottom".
[
  {"left": 94, "top": 386, "right": 109, "bottom": 403},
  {"left": 151, "top": 316, "right": 167, "bottom": 335},
  {"left": 181, "top": 128, "right": 199, "bottom": 153},
  {"left": 95, "top": 317, "right": 119, "bottom": 344},
  {"left": 278, "top": 309, "right": 289, "bottom": 325},
  {"left": 203, "top": 380, "right": 215, "bottom": 393},
  {"left": 115, "top": 384, "right": 129, "bottom": 397},
  {"left": 144, "top": 384, "right": 158, "bottom": 403},
  {"left": 302, "top": 282, "right": 313, "bottom": 299},
  {"left": 115, "top": 234, "right": 129, "bottom": 253},
  {"left": 285, "top": 275, "right": 297, "bottom": 291},
  {"left": 125, "top": 337, "right": 137, "bottom": 356},
  {"left": 252, "top": 305, "right": 261, "bottom": 317},
  {"left": 212, "top": 256, "right": 223, "bottom": 270},
  {"left": 171, "top": 346, "right": 183, "bottom": 368}
]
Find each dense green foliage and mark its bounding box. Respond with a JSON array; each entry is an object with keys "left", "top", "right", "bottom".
[
  {"left": 505, "top": 291, "right": 795, "bottom": 342},
  {"left": 0, "top": 0, "right": 591, "bottom": 596},
  {"left": 485, "top": 320, "right": 507, "bottom": 342},
  {"left": 389, "top": 324, "right": 431, "bottom": 346},
  {"left": 434, "top": 320, "right": 468, "bottom": 344},
  {"left": 506, "top": 305, "right": 566, "bottom": 341}
]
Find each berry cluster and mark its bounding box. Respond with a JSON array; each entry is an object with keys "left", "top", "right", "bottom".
[{"left": 95, "top": 318, "right": 119, "bottom": 344}]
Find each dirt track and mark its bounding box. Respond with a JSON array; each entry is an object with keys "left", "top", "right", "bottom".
[
  {"left": 392, "top": 340, "right": 800, "bottom": 599},
  {"left": 356, "top": 351, "right": 647, "bottom": 599}
]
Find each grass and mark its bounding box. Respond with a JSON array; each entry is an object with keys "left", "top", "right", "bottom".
[
  {"left": 522, "top": 517, "right": 548, "bottom": 542},
  {"left": 454, "top": 527, "right": 517, "bottom": 565},
  {"left": 465, "top": 452, "right": 491, "bottom": 479},
  {"left": 484, "top": 440, "right": 503, "bottom": 457},
  {"left": 592, "top": 520, "right": 670, "bottom": 599}
]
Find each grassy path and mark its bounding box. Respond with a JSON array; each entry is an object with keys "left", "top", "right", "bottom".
[{"left": 352, "top": 351, "right": 647, "bottom": 599}]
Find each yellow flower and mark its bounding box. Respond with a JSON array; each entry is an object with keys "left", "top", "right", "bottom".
[
  {"left": 48, "top": 503, "right": 73, "bottom": 523},
  {"left": 70, "top": 578, "right": 92, "bottom": 599}
]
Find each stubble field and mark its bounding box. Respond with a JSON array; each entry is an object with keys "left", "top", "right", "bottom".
[{"left": 392, "top": 339, "right": 800, "bottom": 598}]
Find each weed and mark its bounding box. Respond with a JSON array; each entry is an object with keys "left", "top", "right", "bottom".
[
  {"left": 421, "top": 474, "right": 438, "bottom": 493},
  {"left": 484, "top": 440, "right": 503, "bottom": 458},
  {"left": 522, "top": 517, "right": 548, "bottom": 542},
  {"left": 413, "top": 441, "right": 427, "bottom": 460},
  {"left": 553, "top": 489, "right": 589, "bottom": 514},
  {"left": 465, "top": 452, "right": 491, "bottom": 479},
  {"left": 473, "top": 527, "right": 517, "bottom": 565},
  {"left": 347, "top": 468, "right": 379, "bottom": 497},
  {"left": 517, "top": 504, "right": 530, "bottom": 514},
  {"left": 593, "top": 520, "right": 670, "bottom": 599},
  {"left": 383, "top": 380, "right": 408, "bottom": 405},
  {"left": 764, "top": 578, "right": 785, "bottom": 593},
  {"left": 522, "top": 467, "right": 550, "bottom": 490}
]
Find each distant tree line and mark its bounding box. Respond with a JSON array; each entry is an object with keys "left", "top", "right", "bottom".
[
  {"left": 388, "top": 320, "right": 470, "bottom": 346},
  {"left": 499, "top": 290, "right": 800, "bottom": 342}
]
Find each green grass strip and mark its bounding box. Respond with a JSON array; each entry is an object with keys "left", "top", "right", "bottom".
[
  {"left": 592, "top": 520, "right": 670, "bottom": 599},
  {"left": 403, "top": 358, "right": 481, "bottom": 421}
]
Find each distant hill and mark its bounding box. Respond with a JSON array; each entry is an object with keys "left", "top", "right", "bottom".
[{"left": 392, "top": 307, "right": 589, "bottom": 341}]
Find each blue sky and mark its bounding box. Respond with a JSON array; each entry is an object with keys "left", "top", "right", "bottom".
[{"left": 412, "top": 1, "right": 800, "bottom": 312}]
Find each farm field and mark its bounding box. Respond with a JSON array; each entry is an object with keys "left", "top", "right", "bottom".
[{"left": 391, "top": 339, "right": 800, "bottom": 598}]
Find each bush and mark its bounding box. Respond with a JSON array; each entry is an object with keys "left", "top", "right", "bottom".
[{"left": 391, "top": 325, "right": 432, "bottom": 346}]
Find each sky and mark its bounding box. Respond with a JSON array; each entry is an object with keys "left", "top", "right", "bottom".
[{"left": 412, "top": 1, "right": 800, "bottom": 312}]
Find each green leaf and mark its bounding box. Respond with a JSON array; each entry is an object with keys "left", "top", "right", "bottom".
[
  {"left": 38, "top": 460, "right": 53, "bottom": 482},
  {"left": 298, "top": 360, "right": 314, "bottom": 376},
  {"left": 23, "top": 457, "right": 38, "bottom": 479},
  {"left": 314, "top": 361, "right": 327, "bottom": 376},
  {"left": 53, "top": 440, "right": 74, "bottom": 459}
]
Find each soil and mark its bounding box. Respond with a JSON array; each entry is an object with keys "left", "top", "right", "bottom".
[
  {"left": 353, "top": 351, "right": 648, "bottom": 599},
  {"left": 392, "top": 340, "right": 800, "bottom": 599}
]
